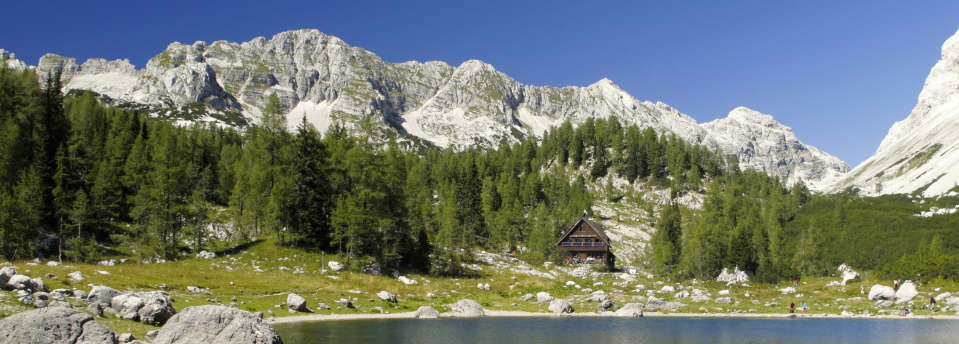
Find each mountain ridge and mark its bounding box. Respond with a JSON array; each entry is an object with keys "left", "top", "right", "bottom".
[{"left": 0, "top": 29, "right": 848, "bottom": 191}]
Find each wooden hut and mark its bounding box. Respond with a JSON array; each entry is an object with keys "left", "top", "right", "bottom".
[{"left": 556, "top": 212, "right": 615, "bottom": 269}]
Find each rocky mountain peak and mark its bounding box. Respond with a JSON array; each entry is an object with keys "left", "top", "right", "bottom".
[
  {"left": 702, "top": 107, "right": 850, "bottom": 191},
  {"left": 827, "top": 28, "right": 959, "bottom": 196},
  {"left": 877, "top": 28, "right": 959, "bottom": 154},
  {"left": 726, "top": 106, "right": 782, "bottom": 128}
]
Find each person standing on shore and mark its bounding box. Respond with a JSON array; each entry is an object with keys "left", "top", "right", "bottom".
[
  {"left": 789, "top": 302, "right": 795, "bottom": 314},
  {"left": 802, "top": 301, "right": 807, "bottom": 314},
  {"left": 930, "top": 295, "right": 937, "bottom": 312}
]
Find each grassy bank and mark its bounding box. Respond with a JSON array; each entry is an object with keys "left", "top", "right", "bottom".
[{"left": 3, "top": 238, "right": 957, "bottom": 339}]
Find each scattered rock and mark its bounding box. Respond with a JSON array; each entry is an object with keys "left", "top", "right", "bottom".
[
  {"left": 838, "top": 264, "right": 860, "bottom": 285},
  {"left": 362, "top": 263, "right": 382, "bottom": 275},
  {"left": 718, "top": 290, "right": 730, "bottom": 295},
  {"left": 448, "top": 299, "right": 485, "bottom": 316},
  {"left": 660, "top": 286, "right": 675, "bottom": 293},
  {"left": 934, "top": 292, "right": 952, "bottom": 301},
  {"left": 287, "top": 293, "right": 311, "bottom": 312},
  {"left": 536, "top": 292, "right": 554, "bottom": 303},
  {"left": 0, "top": 307, "right": 117, "bottom": 344},
  {"left": 327, "top": 261, "right": 344, "bottom": 271},
  {"left": 398, "top": 276, "right": 418, "bottom": 285},
  {"left": 868, "top": 285, "right": 895, "bottom": 300},
  {"left": 46, "top": 261, "right": 60, "bottom": 267},
  {"left": 715, "top": 297, "right": 733, "bottom": 304},
  {"left": 414, "top": 306, "right": 441, "bottom": 318},
  {"left": 549, "top": 299, "right": 573, "bottom": 314},
  {"left": 145, "top": 330, "right": 159, "bottom": 340},
  {"left": 674, "top": 291, "right": 690, "bottom": 299},
  {"left": 645, "top": 297, "right": 685, "bottom": 312},
  {"left": 195, "top": 251, "right": 216, "bottom": 259},
  {"left": 779, "top": 287, "right": 796, "bottom": 294},
  {"left": 337, "top": 299, "right": 354, "bottom": 308},
  {"left": 586, "top": 291, "right": 611, "bottom": 302},
  {"left": 519, "top": 293, "right": 534, "bottom": 301},
  {"left": 186, "top": 286, "right": 211, "bottom": 294},
  {"left": 67, "top": 271, "right": 83, "bottom": 282},
  {"left": 377, "top": 291, "right": 397, "bottom": 303},
  {"left": 614, "top": 303, "right": 644, "bottom": 317},
  {"left": 152, "top": 305, "right": 282, "bottom": 344},
  {"left": 716, "top": 267, "right": 749, "bottom": 283}
]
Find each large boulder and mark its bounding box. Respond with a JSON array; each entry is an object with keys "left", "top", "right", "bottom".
[
  {"left": 6, "top": 274, "right": 40, "bottom": 291},
  {"left": 548, "top": 299, "right": 573, "bottom": 314},
  {"left": 0, "top": 307, "right": 117, "bottom": 344},
  {"left": 536, "top": 292, "right": 554, "bottom": 303},
  {"left": 413, "top": 306, "right": 441, "bottom": 318},
  {"left": 87, "top": 286, "right": 122, "bottom": 307},
  {"left": 838, "top": 264, "right": 860, "bottom": 285},
  {"left": 287, "top": 293, "right": 311, "bottom": 312},
  {"left": 377, "top": 291, "right": 397, "bottom": 303},
  {"left": 614, "top": 303, "right": 644, "bottom": 317},
  {"left": 448, "top": 299, "right": 486, "bottom": 316},
  {"left": 894, "top": 282, "right": 919, "bottom": 304},
  {"left": 327, "top": 261, "right": 344, "bottom": 271},
  {"left": 152, "top": 305, "right": 282, "bottom": 344},
  {"left": 110, "top": 291, "right": 177, "bottom": 325},
  {"left": 868, "top": 285, "right": 896, "bottom": 301},
  {"left": 944, "top": 297, "right": 959, "bottom": 307}
]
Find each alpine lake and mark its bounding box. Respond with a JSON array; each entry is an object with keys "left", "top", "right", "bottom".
[{"left": 273, "top": 316, "right": 959, "bottom": 343}]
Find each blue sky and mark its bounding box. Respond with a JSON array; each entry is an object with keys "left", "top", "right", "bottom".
[{"left": 3, "top": 0, "right": 959, "bottom": 166}]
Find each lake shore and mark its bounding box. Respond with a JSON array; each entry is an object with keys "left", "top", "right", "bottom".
[{"left": 267, "top": 309, "right": 959, "bottom": 324}]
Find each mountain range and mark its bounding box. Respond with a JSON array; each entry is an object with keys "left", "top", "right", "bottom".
[{"left": 2, "top": 29, "right": 867, "bottom": 191}]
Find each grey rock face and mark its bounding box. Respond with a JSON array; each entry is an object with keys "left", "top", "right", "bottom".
[
  {"left": 0, "top": 307, "right": 118, "bottom": 344},
  {"left": 413, "top": 306, "right": 441, "bottom": 318},
  {"left": 152, "top": 305, "right": 282, "bottom": 344},
  {"left": 287, "top": 293, "right": 310, "bottom": 312},
  {"left": 519, "top": 293, "right": 534, "bottom": 302},
  {"left": 875, "top": 300, "right": 894, "bottom": 308},
  {"left": 448, "top": 299, "right": 486, "bottom": 316},
  {"left": 614, "top": 303, "right": 644, "bottom": 317},
  {"left": 548, "top": 299, "right": 573, "bottom": 314}
]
